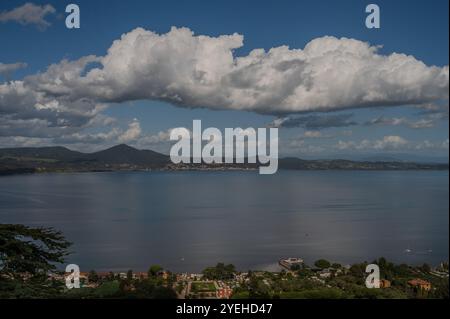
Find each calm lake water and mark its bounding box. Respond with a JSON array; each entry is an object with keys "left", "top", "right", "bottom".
[{"left": 0, "top": 170, "right": 448, "bottom": 272}]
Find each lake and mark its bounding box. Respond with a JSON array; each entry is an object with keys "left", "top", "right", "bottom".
[{"left": 0, "top": 170, "right": 448, "bottom": 272}]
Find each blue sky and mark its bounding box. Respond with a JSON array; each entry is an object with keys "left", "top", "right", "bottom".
[{"left": 0, "top": 0, "right": 448, "bottom": 160}]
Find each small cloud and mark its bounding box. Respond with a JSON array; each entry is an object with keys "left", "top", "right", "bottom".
[
  {"left": 336, "top": 136, "right": 409, "bottom": 151},
  {"left": 365, "top": 115, "right": 439, "bottom": 129},
  {"left": 0, "top": 62, "right": 27, "bottom": 79},
  {"left": 0, "top": 3, "right": 56, "bottom": 30},
  {"left": 303, "top": 131, "right": 322, "bottom": 138},
  {"left": 335, "top": 136, "right": 448, "bottom": 152},
  {"left": 118, "top": 119, "right": 142, "bottom": 143}
]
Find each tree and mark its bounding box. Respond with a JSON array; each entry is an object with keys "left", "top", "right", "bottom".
[
  {"left": 127, "top": 269, "right": 133, "bottom": 281},
  {"left": 107, "top": 271, "right": 115, "bottom": 281},
  {"left": 202, "top": 263, "right": 236, "bottom": 280},
  {"left": 297, "top": 268, "right": 314, "bottom": 279},
  {"left": 88, "top": 270, "right": 99, "bottom": 283},
  {"left": 432, "top": 279, "right": 449, "bottom": 299},
  {"left": 314, "top": 259, "right": 331, "bottom": 269},
  {"left": 248, "top": 277, "right": 271, "bottom": 299},
  {"left": 148, "top": 265, "right": 163, "bottom": 278},
  {"left": 0, "top": 224, "right": 71, "bottom": 298},
  {"left": 420, "top": 263, "right": 431, "bottom": 273},
  {"left": 134, "top": 279, "right": 155, "bottom": 296},
  {"left": 151, "top": 286, "right": 177, "bottom": 299}
]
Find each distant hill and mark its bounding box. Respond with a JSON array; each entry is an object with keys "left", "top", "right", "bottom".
[
  {"left": 0, "top": 146, "right": 84, "bottom": 162},
  {"left": 361, "top": 155, "right": 405, "bottom": 163},
  {"left": 361, "top": 154, "right": 449, "bottom": 164},
  {"left": 278, "top": 157, "right": 448, "bottom": 170},
  {"left": 0, "top": 144, "right": 170, "bottom": 174},
  {"left": 86, "top": 144, "right": 169, "bottom": 165},
  {"left": 0, "top": 144, "right": 448, "bottom": 175}
]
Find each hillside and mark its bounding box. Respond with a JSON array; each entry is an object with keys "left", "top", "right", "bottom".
[
  {"left": 0, "top": 144, "right": 448, "bottom": 175},
  {"left": 0, "top": 144, "right": 170, "bottom": 174}
]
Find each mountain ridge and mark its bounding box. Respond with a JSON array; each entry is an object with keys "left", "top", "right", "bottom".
[{"left": 0, "top": 144, "right": 448, "bottom": 175}]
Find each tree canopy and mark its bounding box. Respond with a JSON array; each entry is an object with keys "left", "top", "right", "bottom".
[
  {"left": 314, "top": 259, "right": 331, "bottom": 269},
  {"left": 0, "top": 224, "right": 72, "bottom": 298},
  {"left": 202, "top": 263, "right": 236, "bottom": 280}
]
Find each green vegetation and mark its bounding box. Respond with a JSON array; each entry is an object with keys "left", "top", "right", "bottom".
[
  {"left": 202, "top": 263, "right": 236, "bottom": 280},
  {"left": 1, "top": 224, "right": 448, "bottom": 299},
  {"left": 88, "top": 270, "right": 99, "bottom": 283},
  {"left": 0, "top": 224, "right": 177, "bottom": 299},
  {"left": 231, "top": 257, "right": 449, "bottom": 299},
  {"left": 148, "top": 265, "right": 163, "bottom": 277},
  {"left": 191, "top": 282, "right": 216, "bottom": 293},
  {"left": 314, "top": 259, "right": 331, "bottom": 269},
  {"left": 1, "top": 145, "right": 448, "bottom": 176},
  {"left": 0, "top": 224, "right": 71, "bottom": 298},
  {"left": 0, "top": 156, "right": 58, "bottom": 163},
  {"left": 279, "top": 288, "right": 346, "bottom": 299}
]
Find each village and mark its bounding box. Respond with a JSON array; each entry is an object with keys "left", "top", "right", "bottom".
[{"left": 55, "top": 258, "right": 449, "bottom": 299}]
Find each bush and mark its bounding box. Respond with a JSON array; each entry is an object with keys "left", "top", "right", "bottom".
[{"left": 314, "top": 259, "right": 331, "bottom": 269}]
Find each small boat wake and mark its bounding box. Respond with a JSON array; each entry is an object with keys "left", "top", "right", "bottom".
[{"left": 404, "top": 248, "right": 433, "bottom": 255}]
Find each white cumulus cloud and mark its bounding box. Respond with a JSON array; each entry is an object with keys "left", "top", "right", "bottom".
[
  {"left": 24, "top": 27, "right": 449, "bottom": 115},
  {"left": 0, "top": 3, "right": 56, "bottom": 30},
  {"left": 0, "top": 27, "right": 448, "bottom": 149},
  {"left": 0, "top": 62, "right": 27, "bottom": 79}
]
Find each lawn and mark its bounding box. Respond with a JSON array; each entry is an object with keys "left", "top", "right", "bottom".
[{"left": 191, "top": 281, "right": 216, "bottom": 292}]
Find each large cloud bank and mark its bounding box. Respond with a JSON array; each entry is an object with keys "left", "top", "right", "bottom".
[{"left": 0, "top": 26, "right": 448, "bottom": 142}]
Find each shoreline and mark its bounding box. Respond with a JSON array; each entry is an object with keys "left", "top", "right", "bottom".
[{"left": 1, "top": 166, "right": 449, "bottom": 177}]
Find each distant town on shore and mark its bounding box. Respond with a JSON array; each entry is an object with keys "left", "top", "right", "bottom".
[
  {"left": 24, "top": 258, "right": 450, "bottom": 299},
  {"left": 1, "top": 144, "right": 448, "bottom": 176}
]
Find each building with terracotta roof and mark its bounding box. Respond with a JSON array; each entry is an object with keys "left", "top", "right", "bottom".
[
  {"left": 379, "top": 279, "right": 391, "bottom": 288},
  {"left": 408, "top": 279, "right": 431, "bottom": 291}
]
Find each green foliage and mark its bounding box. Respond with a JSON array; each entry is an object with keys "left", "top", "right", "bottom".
[
  {"left": 0, "top": 224, "right": 71, "bottom": 298},
  {"left": 431, "top": 279, "right": 449, "bottom": 299},
  {"left": 151, "top": 286, "right": 177, "bottom": 299},
  {"left": 202, "top": 263, "right": 236, "bottom": 280},
  {"left": 134, "top": 279, "right": 155, "bottom": 297},
  {"left": 248, "top": 276, "right": 271, "bottom": 299},
  {"left": 127, "top": 269, "right": 133, "bottom": 281},
  {"left": 280, "top": 288, "right": 346, "bottom": 299},
  {"left": 0, "top": 224, "right": 71, "bottom": 277},
  {"left": 191, "top": 281, "right": 216, "bottom": 292},
  {"left": 297, "top": 268, "right": 314, "bottom": 279},
  {"left": 0, "top": 275, "right": 65, "bottom": 298},
  {"left": 231, "top": 291, "right": 250, "bottom": 299},
  {"left": 88, "top": 270, "right": 99, "bottom": 283},
  {"left": 148, "top": 265, "right": 163, "bottom": 277},
  {"left": 420, "top": 263, "right": 431, "bottom": 273},
  {"left": 331, "top": 263, "right": 342, "bottom": 269},
  {"left": 94, "top": 283, "right": 120, "bottom": 298},
  {"left": 314, "top": 259, "right": 331, "bottom": 269}
]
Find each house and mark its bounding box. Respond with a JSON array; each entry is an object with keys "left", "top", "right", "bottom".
[
  {"left": 177, "top": 273, "right": 189, "bottom": 281},
  {"left": 135, "top": 272, "right": 149, "bottom": 280},
  {"left": 408, "top": 279, "right": 431, "bottom": 291},
  {"left": 216, "top": 286, "right": 232, "bottom": 299},
  {"left": 317, "top": 268, "right": 333, "bottom": 279},
  {"left": 216, "top": 282, "right": 233, "bottom": 299},
  {"left": 379, "top": 279, "right": 391, "bottom": 288},
  {"left": 234, "top": 272, "right": 248, "bottom": 283},
  {"left": 119, "top": 272, "right": 127, "bottom": 279},
  {"left": 157, "top": 270, "right": 170, "bottom": 280},
  {"left": 97, "top": 272, "right": 113, "bottom": 279},
  {"left": 189, "top": 273, "right": 204, "bottom": 280},
  {"left": 279, "top": 257, "right": 304, "bottom": 270}
]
